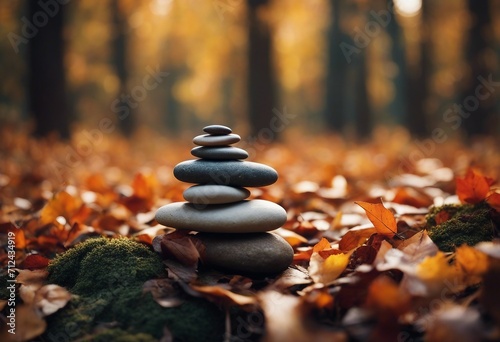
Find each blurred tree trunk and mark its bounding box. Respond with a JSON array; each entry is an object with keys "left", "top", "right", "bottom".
[
  {"left": 354, "top": 49, "right": 372, "bottom": 138},
  {"left": 324, "top": 0, "right": 346, "bottom": 132},
  {"left": 29, "top": 1, "right": 70, "bottom": 139},
  {"left": 406, "top": 1, "right": 429, "bottom": 137},
  {"left": 386, "top": 0, "right": 407, "bottom": 126},
  {"left": 324, "top": 0, "right": 372, "bottom": 137},
  {"left": 461, "top": 0, "right": 493, "bottom": 137},
  {"left": 111, "top": 0, "right": 133, "bottom": 136},
  {"left": 247, "top": 0, "right": 277, "bottom": 139}
]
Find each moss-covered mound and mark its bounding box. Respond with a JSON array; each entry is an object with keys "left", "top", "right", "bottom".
[
  {"left": 425, "top": 202, "right": 497, "bottom": 252},
  {"left": 45, "top": 237, "right": 225, "bottom": 341}
]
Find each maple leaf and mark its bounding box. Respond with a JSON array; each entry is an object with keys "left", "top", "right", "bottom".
[
  {"left": 456, "top": 168, "right": 494, "bottom": 204},
  {"left": 355, "top": 199, "right": 397, "bottom": 237}
]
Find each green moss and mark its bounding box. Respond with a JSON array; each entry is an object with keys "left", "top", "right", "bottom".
[
  {"left": 47, "top": 237, "right": 109, "bottom": 288},
  {"left": 426, "top": 202, "right": 496, "bottom": 252},
  {"left": 45, "top": 237, "right": 225, "bottom": 341}
]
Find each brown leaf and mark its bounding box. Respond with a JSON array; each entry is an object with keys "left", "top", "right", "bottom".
[
  {"left": 16, "top": 269, "right": 48, "bottom": 305},
  {"left": 189, "top": 284, "right": 256, "bottom": 307},
  {"left": 355, "top": 199, "right": 397, "bottom": 237},
  {"left": 259, "top": 290, "right": 347, "bottom": 342},
  {"left": 0, "top": 305, "right": 46, "bottom": 341},
  {"left": 34, "top": 284, "right": 71, "bottom": 316},
  {"left": 161, "top": 231, "right": 204, "bottom": 267},
  {"left": 339, "top": 227, "right": 376, "bottom": 252},
  {"left": 456, "top": 168, "right": 493, "bottom": 204},
  {"left": 143, "top": 279, "right": 183, "bottom": 308},
  {"left": 164, "top": 259, "right": 198, "bottom": 283}
]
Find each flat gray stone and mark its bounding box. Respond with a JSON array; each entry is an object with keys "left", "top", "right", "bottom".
[
  {"left": 203, "top": 125, "right": 232, "bottom": 135},
  {"left": 193, "top": 134, "right": 241, "bottom": 147},
  {"left": 173, "top": 160, "right": 278, "bottom": 187},
  {"left": 197, "top": 232, "right": 293, "bottom": 275},
  {"left": 183, "top": 184, "right": 250, "bottom": 204},
  {"left": 155, "top": 199, "right": 287, "bottom": 233},
  {"left": 191, "top": 146, "right": 249, "bottom": 160}
]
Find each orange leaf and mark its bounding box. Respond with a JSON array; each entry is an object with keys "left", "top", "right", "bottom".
[
  {"left": 40, "top": 191, "right": 82, "bottom": 225},
  {"left": 486, "top": 192, "right": 500, "bottom": 212},
  {"left": 339, "top": 227, "right": 376, "bottom": 252},
  {"left": 355, "top": 199, "right": 397, "bottom": 237},
  {"left": 456, "top": 168, "right": 492, "bottom": 204},
  {"left": 312, "top": 237, "right": 331, "bottom": 253}
]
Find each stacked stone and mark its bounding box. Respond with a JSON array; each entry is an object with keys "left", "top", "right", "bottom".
[{"left": 155, "top": 125, "right": 293, "bottom": 275}]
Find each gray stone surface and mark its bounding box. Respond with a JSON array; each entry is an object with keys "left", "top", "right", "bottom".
[
  {"left": 155, "top": 199, "right": 287, "bottom": 233},
  {"left": 173, "top": 160, "right": 278, "bottom": 187},
  {"left": 197, "top": 232, "right": 293, "bottom": 275},
  {"left": 183, "top": 184, "right": 250, "bottom": 204},
  {"left": 193, "top": 134, "right": 241, "bottom": 147},
  {"left": 203, "top": 125, "right": 232, "bottom": 135},
  {"left": 191, "top": 146, "right": 249, "bottom": 160}
]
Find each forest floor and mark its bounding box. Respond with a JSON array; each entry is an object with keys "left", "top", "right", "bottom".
[{"left": 1, "top": 125, "right": 500, "bottom": 341}]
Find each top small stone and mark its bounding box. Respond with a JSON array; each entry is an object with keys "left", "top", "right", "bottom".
[
  {"left": 203, "top": 125, "right": 232, "bottom": 135},
  {"left": 193, "top": 133, "right": 241, "bottom": 147}
]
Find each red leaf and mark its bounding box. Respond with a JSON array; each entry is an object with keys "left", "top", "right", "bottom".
[
  {"left": 486, "top": 192, "right": 500, "bottom": 212},
  {"left": 456, "top": 168, "right": 492, "bottom": 204},
  {"left": 20, "top": 254, "right": 50, "bottom": 270},
  {"left": 355, "top": 199, "right": 397, "bottom": 237}
]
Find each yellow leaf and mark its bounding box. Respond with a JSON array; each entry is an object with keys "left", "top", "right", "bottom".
[
  {"left": 455, "top": 245, "right": 489, "bottom": 285},
  {"left": 355, "top": 199, "right": 397, "bottom": 237},
  {"left": 308, "top": 250, "right": 351, "bottom": 285}
]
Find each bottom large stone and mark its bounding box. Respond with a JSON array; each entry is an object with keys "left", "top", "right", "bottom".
[{"left": 197, "top": 232, "right": 293, "bottom": 275}]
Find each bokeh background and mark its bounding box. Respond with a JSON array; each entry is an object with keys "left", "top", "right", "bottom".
[{"left": 0, "top": 0, "right": 499, "bottom": 140}]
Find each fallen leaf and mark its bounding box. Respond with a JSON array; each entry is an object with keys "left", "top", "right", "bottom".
[
  {"left": 486, "top": 191, "right": 500, "bottom": 212},
  {"left": 456, "top": 168, "right": 493, "bottom": 204},
  {"left": 161, "top": 231, "right": 204, "bottom": 266},
  {"left": 455, "top": 244, "right": 489, "bottom": 285},
  {"left": 273, "top": 228, "right": 308, "bottom": 247},
  {"left": 355, "top": 199, "right": 397, "bottom": 237},
  {"left": 309, "top": 250, "right": 351, "bottom": 285},
  {"left": 16, "top": 269, "right": 48, "bottom": 305},
  {"left": 143, "top": 278, "right": 183, "bottom": 308},
  {"left": 0, "top": 305, "right": 46, "bottom": 341},
  {"left": 189, "top": 284, "right": 256, "bottom": 306},
  {"left": 339, "top": 227, "right": 376, "bottom": 252},
  {"left": 34, "top": 284, "right": 71, "bottom": 316},
  {"left": 19, "top": 254, "right": 50, "bottom": 270},
  {"left": 39, "top": 191, "right": 82, "bottom": 225},
  {"left": 259, "top": 290, "right": 347, "bottom": 342}
]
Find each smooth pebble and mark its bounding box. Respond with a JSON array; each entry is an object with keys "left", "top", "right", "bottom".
[
  {"left": 173, "top": 160, "right": 278, "bottom": 187},
  {"left": 203, "top": 125, "right": 232, "bottom": 135},
  {"left": 183, "top": 184, "right": 250, "bottom": 204},
  {"left": 155, "top": 199, "right": 287, "bottom": 233},
  {"left": 193, "top": 134, "right": 241, "bottom": 147},
  {"left": 197, "top": 232, "right": 293, "bottom": 275},
  {"left": 191, "top": 146, "right": 248, "bottom": 160}
]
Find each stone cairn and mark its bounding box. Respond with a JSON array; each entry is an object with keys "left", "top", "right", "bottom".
[{"left": 155, "top": 125, "right": 293, "bottom": 275}]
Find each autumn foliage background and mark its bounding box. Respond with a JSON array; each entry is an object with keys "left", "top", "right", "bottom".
[{"left": 1, "top": 0, "right": 500, "bottom": 341}]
